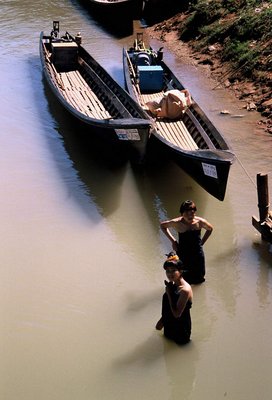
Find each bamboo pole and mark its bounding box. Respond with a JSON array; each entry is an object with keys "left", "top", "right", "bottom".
[
  {"left": 257, "top": 173, "right": 269, "bottom": 222},
  {"left": 252, "top": 173, "right": 272, "bottom": 243}
]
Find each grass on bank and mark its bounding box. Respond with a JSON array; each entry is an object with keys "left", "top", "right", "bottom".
[{"left": 177, "top": 0, "right": 272, "bottom": 81}]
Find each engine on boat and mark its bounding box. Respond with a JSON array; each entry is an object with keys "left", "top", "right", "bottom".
[{"left": 135, "top": 52, "right": 151, "bottom": 66}]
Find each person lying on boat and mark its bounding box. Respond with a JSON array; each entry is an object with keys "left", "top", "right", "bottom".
[
  {"left": 145, "top": 89, "right": 192, "bottom": 119},
  {"left": 156, "top": 253, "right": 193, "bottom": 345},
  {"left": 160, "top": 200, "right": 213, "bottom": 284}
]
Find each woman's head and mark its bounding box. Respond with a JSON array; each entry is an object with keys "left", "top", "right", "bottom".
[
  {"left": 163, "top": 252, "right": 183, "bottom": 273},
  {"left": 164, "top": 256, "right": 183, "bottom": 283},
  {"left": 179, "top": 200, "right": 197, "bottom": 214}
]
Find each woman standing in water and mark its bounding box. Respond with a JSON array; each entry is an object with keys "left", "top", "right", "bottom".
[
  {"left": 160, "top": 200, "right": 213, "bottom": 284},
  {"left": 156, "top": 254, "right": 193, "bottom": 344}
]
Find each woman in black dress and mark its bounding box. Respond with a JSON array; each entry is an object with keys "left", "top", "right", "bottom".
[
  {"left": 156, "top": 254, "right": 193, "bottom": 344},
  {"left": 160, "top": 200, "right": 213, "bottom": 284}
]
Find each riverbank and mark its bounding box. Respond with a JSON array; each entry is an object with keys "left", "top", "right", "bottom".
[{"left": 145, "top": 14, "right": 272, "bottom": 134}]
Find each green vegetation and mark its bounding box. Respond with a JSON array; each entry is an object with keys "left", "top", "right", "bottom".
[{"left": 177, "top": 0, "right": 272, "bottom": 79}]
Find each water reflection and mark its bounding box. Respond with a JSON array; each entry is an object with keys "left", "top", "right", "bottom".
[
  {"left": 112, "top": 333, "right": 199, "bottom": 399},
  {"left": 41, "top": 77, "right": 128, "bottom": 216},
  {"left": 162, "top": 340, "right": 199, "bottom": 399},
  {"left": 131, "top": 155, "right": 208, "bottom": 220},
  {"left": 252, "top": 241, "right": 272, "bottom": 308}
]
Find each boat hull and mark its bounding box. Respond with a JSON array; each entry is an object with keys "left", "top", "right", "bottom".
[
  {"left": 40, "top": 24, "right": 151, "bottom": 163},
  {"left": 83, "top": 0, "right": 142, "bottom": 24},
  {"left": 123, "top": 35, "right": 235, "bottom": 200},
  {"left": 167, "top": 145, "right": 232, "bottom": 202}
]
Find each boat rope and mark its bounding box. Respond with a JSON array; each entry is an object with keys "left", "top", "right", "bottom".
[
  {"left": 235, "top": 155, "right": 272, "bottom": 189},
  {"left": 235, "top": 154, "right": 257, "bottom": 188}
]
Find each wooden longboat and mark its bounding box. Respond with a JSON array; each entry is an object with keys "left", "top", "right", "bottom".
[
  {"left": 88, "top": 0, "right": 139, "bottom": 9},
  {"left": 123, "top": 32, "right": 235, "bottom": 201},
  {"left": 40, "top": 22, "right": 152, "bottom": 163},
  {"left": 85, "top": 0, "right": 139, "bottom": 13},
  {"left": 79, "top": 0, "right": 142, "bottom": 33}
]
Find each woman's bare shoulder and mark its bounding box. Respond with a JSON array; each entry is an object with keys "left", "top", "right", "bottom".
[
  {"left": 195, "top": 216, "right": 208, "bottom": 225},
  {"left": 196, "top": 216, "right": 213, "bottom": 229},
  {"left": 161, "top": 216, "right": 182, "bottom": 225},
  {"left": 177, "top": 285, "right": 193, "bottom": 303}
]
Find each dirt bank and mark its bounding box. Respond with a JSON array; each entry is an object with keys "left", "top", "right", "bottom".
[{"left": 145, "top": 18, "right": 272, "bottom": 134}]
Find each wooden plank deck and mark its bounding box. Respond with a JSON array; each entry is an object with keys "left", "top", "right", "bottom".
[
  {"left": 47, "top": 63, "right": 112, "bottom": 120},
  {"left": 140, "top": 92, "right": 198, "bottom": 151}
]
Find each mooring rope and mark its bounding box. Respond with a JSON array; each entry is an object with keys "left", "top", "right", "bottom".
[
  {"left": 235, "top": 155, "right": 257, "bottom": 188},
  {"left": 235, "top": 154, "right": 272, "bottom": 190}
]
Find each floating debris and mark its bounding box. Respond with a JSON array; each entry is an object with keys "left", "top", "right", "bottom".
[{"left": 247, "top": 102, "right": 257, "bottom": 111}]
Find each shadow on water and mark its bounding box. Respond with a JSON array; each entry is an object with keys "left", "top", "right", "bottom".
[
  {"left": 132, "top": 135, "right": 211, "bottom": 220},
  {"left": 43, "top": 81, "right": 129, "bottom": 165},
  {"left": 252, "top": 241, "right": 272, "bottom": 309},
  {"left": 161, "top": 340, "right": 199, "bottom": 399},
  {"left": 39, "top": 69, "right": 129, "bottom": 217},
  {"left": 252, "top": 240, "right": 272, "bottom": 266},
  {"left": 112, "top": 333, "right": 199, "bottom": 399}
]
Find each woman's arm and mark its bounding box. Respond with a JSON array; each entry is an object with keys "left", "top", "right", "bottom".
[
  {"left": 160, "top": 220, "right": 179, "bottom": 251},
  {"left": 166, "top": 288, "right": 190, "bottom": 318},
  {"left": 199, "top": 218, "right": 213, "bottom": 246},
  {"left": 155, "top": 318, "right": 164, "bottom": 330}
]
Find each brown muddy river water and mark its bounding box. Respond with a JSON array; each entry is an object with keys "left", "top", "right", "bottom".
[{"left": 1, "top": 1, "right": 272, "bottom": 399}]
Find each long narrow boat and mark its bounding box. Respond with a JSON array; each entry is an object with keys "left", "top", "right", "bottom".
[
  {"left": 79, "top": 0, "right": 142, "bottom": 33},
  {"left": 123, "top": 32, "right": 235, "bottom": 201},
  {"left": 86, "top": 0, "right": 139, "bottom": 14},
  {"left": 40, "top": 22, "right": 152, "bottom": 163}
]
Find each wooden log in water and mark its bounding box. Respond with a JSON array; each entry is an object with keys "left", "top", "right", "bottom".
[
  {"left": 257, "top": 173, "right": 270, "bottom": 221},
  {"left": 252, "top": 173, "right": 272, "bottom": 243}
]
